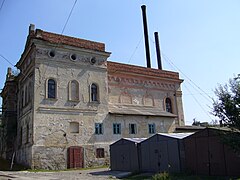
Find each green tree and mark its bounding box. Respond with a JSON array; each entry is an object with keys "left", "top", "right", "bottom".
[
  {"left": 213, "top": 75, "right": 240, "bottom": 153},
  {"left": 213, "top": 74, "right": 240, "bottom": 130}
]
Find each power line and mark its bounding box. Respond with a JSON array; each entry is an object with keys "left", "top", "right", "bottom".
[
  {"left": 128, "top": 36, "right": 143, "bottom": 63},
  {"left": 60, "top": 0, "right": 78, "bottom": 36},
  {"left": 0, "top": 54, "right": 15, "bottom": 67},
  {"left": 43, "top": 0, "right": 78, "bottom": 79},
  {"left": 161, "top": 52, "right": 213, "bottom": 103},
  {"left": 0, "top": 0, "right": 79, "bottom": 101},
  {"left": 184, "top": 83, "right": 214, "bottom": 121},
  {"left": 148, "top": 37, "right": 213, "bottom": 104},
  {"left": 0, "top": 0, "right": 6, "bottom": 12}
]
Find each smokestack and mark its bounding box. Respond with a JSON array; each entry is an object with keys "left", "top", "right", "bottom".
[
  {"left": 141, "top": 5, "right": 151, "bottom": 68},
  {"left": 154, "top": 32, "right": 162, "bottom": 70}
]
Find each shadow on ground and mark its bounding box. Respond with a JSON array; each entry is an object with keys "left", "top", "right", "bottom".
[
  {"left": 0, "top": 158, "right": 27, "bottom": 171},
  {"left": 90, "top": 170, "right": 132, "bottom": 178}
]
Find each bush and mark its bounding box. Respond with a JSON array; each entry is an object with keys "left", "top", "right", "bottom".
[{"left": 152, "top": 172, "right": 170, "bottom": 180}]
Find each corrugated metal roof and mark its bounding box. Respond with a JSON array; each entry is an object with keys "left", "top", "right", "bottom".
[
  {"left": 123, "top": 138, "right": 147, "bottom": 143},
  {"left": 157, "top": 132, "right": 194, "bottom": 139}
]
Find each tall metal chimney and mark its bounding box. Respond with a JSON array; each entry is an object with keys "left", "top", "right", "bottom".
[
  {"left": 154, "top": 32, "right": 163, "bottom": 70},
  {"left": 141, "top": 5, "right": 151, "bottom": 68}
]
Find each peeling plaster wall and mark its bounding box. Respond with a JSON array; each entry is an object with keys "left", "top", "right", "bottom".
[
  {"left": 32, "top": 44, "right": 110, "bottom": 169},
  {"left": 108, "top": 72, "right": 185, "bottom": 126}
]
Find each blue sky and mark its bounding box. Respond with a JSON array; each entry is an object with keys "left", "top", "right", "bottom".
[{"left": 0, "top": 0, "right": 240, "bottom": 125}]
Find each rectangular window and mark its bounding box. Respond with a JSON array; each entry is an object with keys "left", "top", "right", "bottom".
[
  {"left": 148, "top": 123, "right": 156, "bottom": 134},
  {"left": 113, "top": 123, "right": 121, "bottom": 134},
  {"left": 95, "top": 123, "right": 103, "bottom": 135},
  {"left": 70, "top": 122, "right": 79, "bottom": 133},
  {"left": 129, "top": 123, "right": 137, "bottom": 134},
  {"left": 96, "top": 148, "right": 104, "bottom": 158}
]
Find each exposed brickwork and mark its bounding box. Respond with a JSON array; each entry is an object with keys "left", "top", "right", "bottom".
[
  {"left": 34, "top": 29, "right": 105, "bottom": 52},
  {"left": 107, "top": 61, "right": 181, "bottom": 81}
]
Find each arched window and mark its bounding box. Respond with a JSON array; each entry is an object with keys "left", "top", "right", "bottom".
[
  {"left": 165, "top": 98, "right": 172, "bottom": 113},
  {"left": 48, "top": 79, "right": 56, "bottom": 99},
  {"left": 70, "top": 80, "right": 79, "bottom": 101},
  {"left": 91, "top": 83, "right": 98, "bottom": 102}
]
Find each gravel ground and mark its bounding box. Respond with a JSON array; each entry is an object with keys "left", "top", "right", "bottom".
[{"left": 0, "top": 168, "right": 131, "bottom": 180}]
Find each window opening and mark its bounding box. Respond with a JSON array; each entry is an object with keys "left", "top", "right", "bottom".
[
  {"left": 91, "top": 83, "right": 98, "bottom": 102},
  {"left": 113, "top": 123, "right": 121, "bottom": 134},
  {"left": 48, "top": 79, "right": 56, "bottom": 99},
  {"left": 95, "top": 123, "right": 103, "bottom": 134},
  {"left": 165, "top": 98, "right": 172, "bottom": 113},
  {"left": 129, "top": 123, "right": 137, "bottom": 134}
]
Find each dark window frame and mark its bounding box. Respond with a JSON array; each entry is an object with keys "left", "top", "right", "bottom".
[
  {"left": 165, "top": 98, "right": 173, "bottom": 113},
  {"left": 91, "top": 83, "right": 98, "bottom": 102},
  {"left": 96, "top": 148, "right": 105, "bottom": 158},
  {"left": 113, "top": 123, "right": 121, "bottom": 134},
  {"left": 148, "top": 123, "right": 156, "bottom": 134},
  {"left": 48, "top": 79, "right": 56, "bottom": 99},
  {"left": 95, "top": 123, "right": 103, "bottom": 135},
  {"left": 129, "top": 123, "right": 137, "bottom": 134}
]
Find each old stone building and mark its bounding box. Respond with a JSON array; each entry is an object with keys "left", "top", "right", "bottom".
[{"left": 1, "top": 24, "right": 184, "bottom": 169}]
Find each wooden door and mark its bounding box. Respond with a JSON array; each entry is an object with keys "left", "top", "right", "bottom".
[{"left": 67, "top": 146, "right": 84, "bottom": 169}]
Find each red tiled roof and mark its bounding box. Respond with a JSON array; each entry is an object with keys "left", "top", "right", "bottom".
[
  {"left": 107, "top": 61, "right": 181, "bottom": 80},
  {"left": 34, "top": 29, "right": 105, "bottom": 52}
]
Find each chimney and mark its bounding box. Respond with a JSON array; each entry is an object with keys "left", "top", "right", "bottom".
[
  {"left": 6, "top": 67, "right": 12, "bottom": 79},
  {"left": 141, "top": 5, "right": 151, "bottom": 68},
  {"left": 29, "top": 24, "right": 35, "bottom": 35},
  {"left": 154, "top": 32, "right": 163, "bottom": 70}
]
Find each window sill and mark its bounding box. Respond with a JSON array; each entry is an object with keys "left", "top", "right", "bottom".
[
  {"left": 68, "top": 100, "right": 80, "bottom": 103},
  {"left": 90, "top": 101, "right": 100, "bottom": 104},
  {"left": 45, "top": 98, "right": 58, "bottom": 101}
]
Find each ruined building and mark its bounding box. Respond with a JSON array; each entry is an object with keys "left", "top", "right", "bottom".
[{"left": 0, "top": 24, "right": 185, "bottom": 169}]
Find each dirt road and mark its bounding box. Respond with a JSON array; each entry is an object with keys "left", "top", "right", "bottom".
[{"left": 0, "top": 168, "right": 131, "bottom": 180}]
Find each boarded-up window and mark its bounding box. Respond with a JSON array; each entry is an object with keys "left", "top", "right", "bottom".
[
  {"left": 144, "top": 96, "right": 154, "bottom": 106},
  {"left": 70, "top": 80, "right": 79, "bottom": 101},
  {"left": 96, "top": 148, "right": 104, "bottom": 158},
  {"left": 70, "top": 122, "right": 79, "bottom": 133},
  {"left": 121, "top": 94, "right": 132, "bottom": 104}
]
